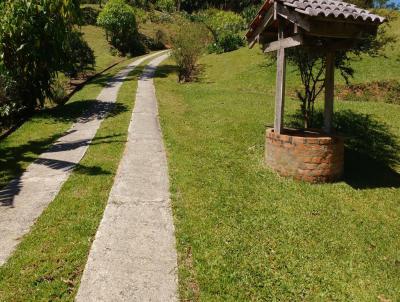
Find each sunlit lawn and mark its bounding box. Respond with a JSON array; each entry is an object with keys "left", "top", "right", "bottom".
[
  {"left": 155, "top": 46, "right": 400, "bottom": 301},
  {"left": 0, "top": 60, "right": 147, "bottom": 301}
]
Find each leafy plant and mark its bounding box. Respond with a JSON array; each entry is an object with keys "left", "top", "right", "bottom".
[
  {"left": 241, "top": 4, "right": 260, "bottom": 24},
  {"left": 0, "top": 0, "right": 80, "bottom": 112},
  {"left": 155, "top": 0, "right": 176, "bottom": 12},
  {"left": 0, "top": 73, "right": 24, "bottom": 131},
  {"left": 195, "top": 9, "right": 246, "bottom": 53},
  {"left": 172, "top": 21, "right": 209, "bottom": 82},
  {"left": 97, "top": 0, "right": 143, "bottom": 55},
  {"left": 50, "top": 79, "right": 68, "bottom": 106}
]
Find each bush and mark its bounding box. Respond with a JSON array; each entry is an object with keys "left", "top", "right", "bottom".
[
  {"left": 208, "top": 32, "right": 245, "bottom": 54},
  {"left": 50, "top": 79, "right": 68, "bottom": 106},
  {"left": 97, "top": 0, "right": 143, "bottom": 55},
  {"left": 195, "top": 9, "right": 246, "bottom": 53},
  {"left": 155, "top": 0, "right": 175, "bottom": 12},
  {"left": 172, "top": 22, "right": 209, "bottom": 83},
  {"left": 63, "top": 31, "right": 96, "bottom": 77},
  {"left": 0, "top": 72, "right": 24, "bottom": 131},
  {"left": 241, "top": 5, "right": 260, "bottom": 24},
  {"left": 0, "top": 0, "right": 80, "bottom": 111}
]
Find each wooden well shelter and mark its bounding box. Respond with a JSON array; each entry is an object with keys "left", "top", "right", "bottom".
[
  {"left": 246, "top": 0, "right": 386, "bottom": 134},
  {"left": 246, "top": 0, "right": 386, "bottom": 182}
]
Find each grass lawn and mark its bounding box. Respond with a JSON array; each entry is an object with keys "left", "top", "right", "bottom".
[
  {"left": 81, "top": 25, "right": 124, "bottom": 73},
  {"left": 0, "top": 22, "right": 126, "bottom": 190},
  {"left": 0, "top": 59, "right": 148, "bottom": 301},
  {"left": 155, "top": 45, "right": 400, "bottom": 300},
  {"left": 0, "top": 75, "right": 105, "bottom": 190}
]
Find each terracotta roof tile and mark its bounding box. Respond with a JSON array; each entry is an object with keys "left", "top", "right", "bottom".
[{"left": 279, "top": 0, "right": 385, "bottom": 23}]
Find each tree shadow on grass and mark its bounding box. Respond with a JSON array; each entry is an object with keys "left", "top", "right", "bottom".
[
  {"left": 154, "top": 64, "right": 178, "bottom": 79},
  {"left": 0, "top": 133, "right": 124, "bottom": 207},
  {"left": 0, "top": 98, "right": 128, "bottom": 204},
  {"left": 289, "top": 109, "right": 400, "bottom": 189}
]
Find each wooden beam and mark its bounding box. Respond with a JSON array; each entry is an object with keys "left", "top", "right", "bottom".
[
  {"left": 276, "top": 4, "right": 311, "bottom": 31},
  {"left": 324, "top": 52, "right": 335, "bottom": 134},
  {"left": 263, "top": 34, "right": 303, "bottom": 53},
  {"left": 274, "top": 20, "right": 287, "bottom": 134},
  {"left": 308, "top": 20, "right": 377, "bottom": 39},
  {"left": 248, "top": 7, "right": 275, "bottom": 48}
]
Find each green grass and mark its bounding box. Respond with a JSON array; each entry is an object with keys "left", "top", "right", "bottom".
[
  {"left": 0, "top": 23, "right": 126, "bottom": 190},
  {"left": 155, "top": 45, "right": 400, "bottom": 300},
  {"left": 0, "top": 74, "right": 107, "bottom": 189},
  {"left": 0, "top": 59, "right": 146, "bottom": 301},
  {"left": 81, "top": 25, "right": 124, "bottom": 73}
]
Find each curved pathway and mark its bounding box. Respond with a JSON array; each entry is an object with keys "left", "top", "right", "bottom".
[
  {"left": 76, "top": 53, "right": 177, "bottom": 302},
  {"left": 0, "top": 51, "right": 164, "bottom": 266}
]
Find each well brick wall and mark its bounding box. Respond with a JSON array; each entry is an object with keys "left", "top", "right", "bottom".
[{"left": 265, "top": 128, "right": 344, "bottom": 183}]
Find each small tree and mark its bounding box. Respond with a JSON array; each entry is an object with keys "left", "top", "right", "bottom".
[
  {"left": 97, "top": 0, "right": 141, "bottom": 55},
  {"left": 285, "top": 13, "right": 396, "bottom": 129},
  {"left": 172, "top": 22, "right": 209, "bottom": 83},
  {"left": 0, "top": 0, "right": 81, "bottom": 111}
]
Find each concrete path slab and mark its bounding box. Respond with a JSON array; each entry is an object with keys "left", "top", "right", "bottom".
[
  {"left": 76, "top": 54, "right": 178, "bottom": 302},
  {"left": 0, "top": 52, "right": 164, "bottom": 266}
]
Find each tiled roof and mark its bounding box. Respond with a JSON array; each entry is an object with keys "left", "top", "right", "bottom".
[{"left": 280, "top": 0, "right": 386, "bottom": 23}]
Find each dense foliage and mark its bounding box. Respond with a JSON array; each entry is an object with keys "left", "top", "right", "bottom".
[
  {"left": 195, "top": 9, "right": 246, "bottom": 53},
  {"left": 97, "top": 0, "right": 142, "bottom": 55},
  {"left": 0, "top": 0, "right": 80, "bottom": 113}
]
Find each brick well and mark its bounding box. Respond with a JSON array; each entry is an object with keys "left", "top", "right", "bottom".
[{"left": 265, "top": 128, "right": 344, "bottom": 183}]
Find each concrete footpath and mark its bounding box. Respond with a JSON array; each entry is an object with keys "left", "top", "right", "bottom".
[
  {"left": 76, "top": 54, "right": 178, "bottom": 302},
  {"left": 0, "top": 52, "right": 164, "bottom": 266}
]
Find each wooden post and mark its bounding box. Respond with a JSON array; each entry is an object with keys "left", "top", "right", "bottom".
[
  {"left": 274, "top": 19, "right": 286, "bottom": 134},
  {"left": 324, "top": 52, "right": 335, "bottom": 134}
]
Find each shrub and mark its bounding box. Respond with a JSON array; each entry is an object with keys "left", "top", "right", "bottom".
[
  {"left": 195, "top": 9, "right": 246, "bottom": 53},
  {"left": 63, "top": 31, "right": 96, "bottom": 77},
  {"left": 0, "top": 0, "right": 80, "bottom": 111},
  {"left": 50, "top": 78, "right": 68, "bottom": 106},
  {"left": 0, "top": 72, "right": 24, "bottom": 131},
  {"left": 208, "top": 32, "right": 245, "bottom": 54},
  {"left": 241, "top": 5, "right": 260, "bottom": 24},
  {"left": 155, "top": 0, "right": 175, "bottom": 12},
  {"left": 172, "top": 22, "right": 209, "bottom": 83},
  {"left": 97, "top": 0, "right": 142, "bottom": 55}
]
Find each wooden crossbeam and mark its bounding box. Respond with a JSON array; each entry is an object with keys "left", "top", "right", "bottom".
[
  {"left": 263, "top": 35, "right": 303, "bottom": 53},
  {"left": 276, "top": 4, "right": 311, "bottom": 31}
]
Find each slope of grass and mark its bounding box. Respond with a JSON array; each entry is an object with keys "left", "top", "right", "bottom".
[
  {"left": 155, "top": 46, "right": 400, "bottom": 300},
  {"left": 81, "top": 25, "right": 124, "bottom": 73},
  {"left": 0, "top": 60, "right": 147, "bottom": 301}
]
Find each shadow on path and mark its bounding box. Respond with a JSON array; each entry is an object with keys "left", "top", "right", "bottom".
[
  {"left": 0, "top": 133, "right": 121, "bottom": 208},
  {"left": 0, "top": 99, "right": 128, "bottom": 203}
]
